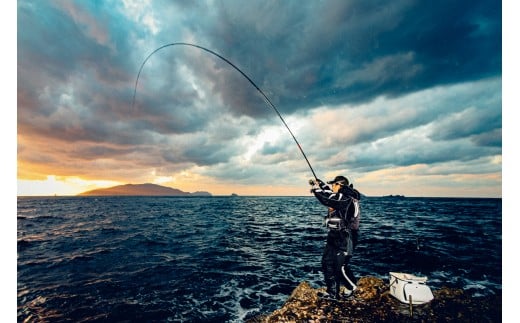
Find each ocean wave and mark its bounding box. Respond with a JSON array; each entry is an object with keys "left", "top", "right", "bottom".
[{"left": 18, "top": 196, "right": 501, "bottom": 322}]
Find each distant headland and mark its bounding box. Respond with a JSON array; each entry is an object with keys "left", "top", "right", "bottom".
[
  {"left": 78, "top": 183, "right": 212, "bottom": 197},
  {"left": 381, "top": 194, "right": 405, "bottom": 198}
]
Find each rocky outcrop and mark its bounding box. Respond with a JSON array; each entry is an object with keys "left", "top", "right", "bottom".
[{"left": 247, "top": 277, "right": 501, "bottom": 322}]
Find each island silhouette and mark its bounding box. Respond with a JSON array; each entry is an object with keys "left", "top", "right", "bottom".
[{"left": 78, "top": 183, "right": 212, "bottom": 196}]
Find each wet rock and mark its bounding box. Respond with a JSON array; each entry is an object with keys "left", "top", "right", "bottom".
[{"left": 246, "top": 276, "right": 501, "bottom": 322}]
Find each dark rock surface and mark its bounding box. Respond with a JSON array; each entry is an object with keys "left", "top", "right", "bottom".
[{"left": 247, "top": 277, "right": 501, "bottom": 322}]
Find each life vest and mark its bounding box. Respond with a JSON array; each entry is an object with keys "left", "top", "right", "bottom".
[{"left": 325, "top": 199, "right": 360, "bottom": 231}]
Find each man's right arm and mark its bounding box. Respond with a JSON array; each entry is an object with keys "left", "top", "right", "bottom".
[{"left": 312, "top": 185, "right": 353, "bottom": 210}]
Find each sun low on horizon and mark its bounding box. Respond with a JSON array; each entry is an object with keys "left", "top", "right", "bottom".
[{"left": 17, "top": 176, "right": 120, "bottom": 197}]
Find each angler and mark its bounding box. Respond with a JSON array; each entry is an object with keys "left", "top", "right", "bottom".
[{"left": 310, "top": 175, "right": 361, "bottom": 300}]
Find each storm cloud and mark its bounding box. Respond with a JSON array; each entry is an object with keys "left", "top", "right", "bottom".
[{"left": 17, "top": 0, "right": 502, "bottom": 197}]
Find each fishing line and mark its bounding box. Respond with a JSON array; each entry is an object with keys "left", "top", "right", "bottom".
[{"left": 132, "top": 42, "right": 318, "bottom": 180}]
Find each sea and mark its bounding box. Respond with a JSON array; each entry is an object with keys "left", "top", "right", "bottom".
[{"left": 17, "top": 196, "right": 502, "bottom": 322}]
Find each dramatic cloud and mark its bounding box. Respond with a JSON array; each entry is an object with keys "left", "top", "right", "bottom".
[{"left": 17, "top": 0, "right": 502, "bottom": 197}]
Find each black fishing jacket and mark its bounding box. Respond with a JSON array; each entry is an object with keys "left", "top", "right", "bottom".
[{"left": 312, "top": 181, "right": 361, "bottom": 232}]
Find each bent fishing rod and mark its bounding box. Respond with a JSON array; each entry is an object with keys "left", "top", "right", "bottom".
[{"left": 132, "top": 42, "right": 318, "bottom": 181}]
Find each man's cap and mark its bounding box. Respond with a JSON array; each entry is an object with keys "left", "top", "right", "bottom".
[{"left": 327, "top": 175, "right": 349, "bottom": 186}]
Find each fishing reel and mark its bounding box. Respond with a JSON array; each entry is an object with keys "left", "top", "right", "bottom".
[{"left": 309, "top": 178, "right": 323, "bottom": 186}]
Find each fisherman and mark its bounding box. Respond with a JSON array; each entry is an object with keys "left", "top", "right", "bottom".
[{"left": 310, "top": 175, "right": 361, "bottom": 300}]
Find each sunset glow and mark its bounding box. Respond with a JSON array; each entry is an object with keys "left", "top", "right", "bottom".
[{"left": 17, "top": 176, "right": 122, "bottom": 197}]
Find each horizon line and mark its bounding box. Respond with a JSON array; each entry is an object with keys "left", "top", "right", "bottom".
[{"left": 16, "top": 194, "right": 502, "bottom": 199}]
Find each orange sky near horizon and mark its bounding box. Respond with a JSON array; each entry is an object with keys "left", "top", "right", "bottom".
[{"left": 16, "top": 166, "right": 503, "bottom": 198}]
